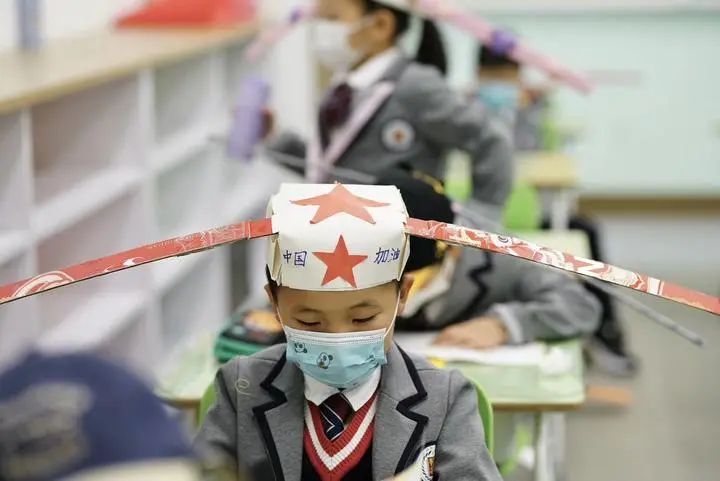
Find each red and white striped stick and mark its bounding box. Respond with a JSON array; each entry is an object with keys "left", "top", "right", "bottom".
[
  {"left": 406, "top": 218, "right": 720, "bottom": 317},
  {"left": 417, "top": 0, "right": 593, "bottom": 94},
  {"left": 0, "top": 219, "right": 273, "bottom": 306},
  {"left": 2, "top": 217, "right": 719, "bottom": 317}
]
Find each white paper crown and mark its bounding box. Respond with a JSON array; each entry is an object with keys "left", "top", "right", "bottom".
[
  {"left": 373, "top": 0, "right": 416, "bottom": 12},
  {"left": 267, "top": 183, "right": 410, "bottom": 291}
]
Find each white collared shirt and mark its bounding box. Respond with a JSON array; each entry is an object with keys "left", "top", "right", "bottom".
[
  {"left": 303, "top": 367, "right": 381, "bottom": 411},
  {"left": 344, "top": 47, "right": 403, "bottom": 91},
  {"left": 324, "top": 47, "right": 403, "bottom": 145}
]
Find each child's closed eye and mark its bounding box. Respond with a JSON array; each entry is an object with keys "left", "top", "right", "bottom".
[
  {"left": 352, "top": 316, "right": 377, "bottom": 324},
  {"left": 295, "top": 319, "right": 321, "bottom": 327}
]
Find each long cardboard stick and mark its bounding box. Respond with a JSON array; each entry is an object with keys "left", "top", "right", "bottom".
[
  {"left": 0, "top": 219, "right": 273, "bottom": 305},
  {"left": 454, "top": 204, "right": 705, "bottom": 346},
  {"left": 406, "top": 218, "right": 720, "bottom": 317}
]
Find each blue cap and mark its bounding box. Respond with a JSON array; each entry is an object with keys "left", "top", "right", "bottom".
[{"left": 0, "top": 353, "right": 193, "bottom": 481}]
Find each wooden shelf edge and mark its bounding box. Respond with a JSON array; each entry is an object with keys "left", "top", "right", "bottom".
[{"left": 0, "top": 23, "right": 259, "bottom": 115}]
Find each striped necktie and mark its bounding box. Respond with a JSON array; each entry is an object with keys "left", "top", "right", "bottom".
[{"left": 319, "top": 393, "right": 354, "bottom": 441}]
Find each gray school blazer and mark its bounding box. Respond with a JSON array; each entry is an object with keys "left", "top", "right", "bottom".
[
  {"left": 194, "top": 344, "right": 501, "bottom": 481},
  {"left": 408, "top": 246, "right": 602, "bottom": 343},
  {"left": 269, "top": 57, "right": 514, "bottom": 208}
]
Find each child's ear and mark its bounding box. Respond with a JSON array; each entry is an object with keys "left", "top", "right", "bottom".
[{"left": 398, "top": 275, "right": 414, "bottom": 315}]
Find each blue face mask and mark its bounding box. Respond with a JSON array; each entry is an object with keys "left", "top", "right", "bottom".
[
  {"left": 280, "top": 297, "right": 399, "bottom": 390},
  {"left": 476, "top": 82, "right": 520, "bottom": 112}
]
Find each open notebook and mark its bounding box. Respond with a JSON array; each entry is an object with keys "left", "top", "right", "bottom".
[{"left": 394, "top": 332, "right": 573, "bottom": 374}]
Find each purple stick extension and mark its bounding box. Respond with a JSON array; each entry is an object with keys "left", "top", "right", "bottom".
[
  {"left": 228, "top": 75, "right": 271, "bottom": 161},
  {"left": 489, "top": 29, "right": 517, "bottom": 56}
]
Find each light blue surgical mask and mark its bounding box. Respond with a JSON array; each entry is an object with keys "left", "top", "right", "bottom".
[
  {"left": 476, "top": 82, "right": 520, "bottom": 113},
  {"left": 280, "top": 296, "right": 400, "bottom": 390}
]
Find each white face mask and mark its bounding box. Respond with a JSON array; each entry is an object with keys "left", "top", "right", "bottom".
[
  {"left": 312, "top": 19, "right": 365, "bottom": 73},
  {"left": 277, "top": 294, "right": 401, "bottom": 389}
]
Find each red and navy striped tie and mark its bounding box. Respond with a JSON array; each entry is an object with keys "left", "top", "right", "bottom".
[{"left": 319, "top": 393, "right": 354, "bottom": 441}]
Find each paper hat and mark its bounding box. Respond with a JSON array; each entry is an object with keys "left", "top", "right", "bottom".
[
  {"left": 0, "top": 183, "right": 718, "bottom": 321},
  {"left": 267, "top": 183, "right": 409, "bottom": 290}
]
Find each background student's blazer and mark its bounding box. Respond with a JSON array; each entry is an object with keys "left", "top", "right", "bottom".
[
  {"left": 194, "top": 344, "right": 500, "bottom": 481},
  {"left": 301, "top": 55, "right": 514, "bottom": 208}
]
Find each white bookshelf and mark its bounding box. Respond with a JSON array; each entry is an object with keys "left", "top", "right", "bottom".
[{"left": 0, "top": 25, "right": 304, "bottom": 378}]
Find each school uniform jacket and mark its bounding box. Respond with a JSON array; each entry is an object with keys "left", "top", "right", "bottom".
[
  {"left": 407, "top": 245, "right": 602, "bottom": 343},
  {"left": 268, "top": 53, "right": 514, "bottom": 208},
  {"left": 194, "top": 344, "right": 501, "bottom": 481}
]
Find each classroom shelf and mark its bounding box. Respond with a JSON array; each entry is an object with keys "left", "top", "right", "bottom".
[
  {"left": 0, "top": 231, "right": 32, "bottom": 267},
  {"left": 222, "top": 157, "right": 303, "bottom": 224},
  {"left": 152, "top": 128, "right": 212, "bottom": 175},
  {"left": 0, "top": 111, "right": 33, "bottom": 233},
  {"left": 152, "top": 251, "right": 212, "bottom": 294},
  {"left": 155, "top": 149, "right": 222, "bottom": 238},
  {"left": 159, "top": 250, "right": 229, "bottom": 354},
  {"left": 0, "top": 26, "right": 258, "bottom": 115},
  {"left": 154, "top": 55, "right": 215, "bottom": 144},
  {"left": 38, "top": 291, "right": 148, "bottom": 353},
  {"left": 0, "top": 24, "right": 270, "bottom": 374},
  {"left": 32, "top": 165, "right": 142, "bottom": 241},
  {"left": 0, "top": 254, "right": 38, "bottom": 368},
  {"left": 36, "top": 190, "right": 150, "bottom": 328}
]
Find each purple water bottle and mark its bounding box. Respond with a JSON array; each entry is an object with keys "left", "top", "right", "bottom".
[{"left": 227, "top": 75, "right": 271, "bottom": 162}]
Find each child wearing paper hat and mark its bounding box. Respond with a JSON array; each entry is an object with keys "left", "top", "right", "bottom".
[
  {"left": 267, "top": 0, "right": 514, "bottom": 209},
  {"left": 380, "top": 167, "right": 600, "bottom": 348},
  {"left": 195, "top": 183, "right": 501, "bottom": 480}
]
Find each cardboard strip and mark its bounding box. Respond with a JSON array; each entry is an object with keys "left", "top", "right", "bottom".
[
  {"left": 0, "top": 219, "right": 273, "bottom": 306},
  {"left": 416, "top": 0, "right": 593, "bottom": 94},
  {"left": 243, "top": 4, "right": 316, "bottom": 63},
  {"left": 406, "top": 218, "right": 720, "bottom": 317}
]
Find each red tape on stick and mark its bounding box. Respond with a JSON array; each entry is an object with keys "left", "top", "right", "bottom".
[
  {"left": 0, "top": 219, "right": 274, "bottom": 306},
  {"left": 406, "top": 218, "right": 720, "bottom": 317}
]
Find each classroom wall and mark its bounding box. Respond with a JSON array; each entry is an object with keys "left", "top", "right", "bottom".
[{"left": 443, "top": 12, "right": 720, "bottom": 196}]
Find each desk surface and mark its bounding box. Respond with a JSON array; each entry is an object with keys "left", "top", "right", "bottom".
[
  {"left": 451, "top": 341, "right": 585, "bottom": 412},
  {"left": 0, "top": 25, "right": 257, "bottom": 114},
  {"left": 517, "top": 152, "right": 578, "bottom": 190},
  {"left": 157, "top": 338, "right": 585, "bottom": 414}
]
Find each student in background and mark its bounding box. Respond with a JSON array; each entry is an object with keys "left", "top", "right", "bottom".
[
  {"left": 268, "top": 0, "right": 513, "bottom": 210},
  {"left": 195, "top": 183, "right": 500, "bottom": 480},
  {"left": 475, "top": 44, "right": 638, "bottom": 375},
  {"left": 380, "top": 167, "right": 601, "bottom": 348},
  {"left": 0, "top": 353, "right": 241, "bottom": 481}
]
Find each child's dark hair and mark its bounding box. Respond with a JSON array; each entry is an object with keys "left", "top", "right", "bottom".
[
  {"left": 477, "top": 45, "right": 520, "bottom": 70},
  {"left": 363, "top": 0, "right": 447, "bottom": 75},
  {"left": 266, "top": 266, "right": 278, "bottom": 300}
]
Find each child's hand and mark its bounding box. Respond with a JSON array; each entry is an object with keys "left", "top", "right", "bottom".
[
  {"left": 433, "top": 317, "right": 508, "bottom": 350},
  {"left": 261, "top": 107, "right": 275, "bottom": 140}
]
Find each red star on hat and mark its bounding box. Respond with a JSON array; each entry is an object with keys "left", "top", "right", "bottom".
[
  {"left": 313, "top": 236, "right": 368, "bottom": 288},
  {"left": 292, "top": 184, "right": 390, "bottom": 224}
]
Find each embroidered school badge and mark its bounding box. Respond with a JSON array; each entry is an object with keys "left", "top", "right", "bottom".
[
  {"left": 418, "top": 443, "right": 436, "bottom": 481},
  {"left": 381, "top": 119, "right": 415, "bottom": 152}
]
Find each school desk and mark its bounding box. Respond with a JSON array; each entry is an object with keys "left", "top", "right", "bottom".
[
  {"left": 452, "top": 340, "right": 584, "bottom": 481},
  {"left": 517, "top": 152, "right": 579, "bottom": 231}
]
